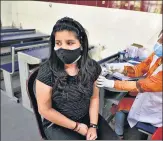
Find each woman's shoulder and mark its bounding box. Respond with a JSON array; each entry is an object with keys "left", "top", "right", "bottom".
[
  {"left": 86, "top": 58, "right": 98, "bottom": 65},
  {"left": 39, "top": 60, "right": 51, "bottom": 71},
  {"left": 36, "top": 60, "right": 53, "bottom": 87},
  {"left": 86, "top": 58, "right": 102, "bottom": 81},
  {"left": 87, "top": 58, "right": 101, "bottom": 68}
]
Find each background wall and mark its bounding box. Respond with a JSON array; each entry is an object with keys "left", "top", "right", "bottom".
[
  {"left": 1, "top": 1, "right": 162, "bottom": 55},
  {"left": 1, "top": 1, "right": 13, "bottom": 26},
  {"left": 41, "top": 0, "right": 162, "bottom": 14}
]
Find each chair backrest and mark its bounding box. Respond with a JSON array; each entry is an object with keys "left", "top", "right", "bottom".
[{"left": 26, "top": 67, "right": 47, "bottom": 139}]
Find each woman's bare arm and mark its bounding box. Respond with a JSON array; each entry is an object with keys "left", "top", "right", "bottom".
[
  {"left": 36, "top": 80, "right": 76, "bottom": 130},
  {"left": 89, "top": 81, "right": 99, "bottom": 125}
]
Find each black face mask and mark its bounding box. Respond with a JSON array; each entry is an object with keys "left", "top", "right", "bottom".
[{"left": 55, "top": 47, "right": 81, "bottom": 64}]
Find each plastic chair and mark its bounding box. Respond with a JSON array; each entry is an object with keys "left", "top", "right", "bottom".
[
  {"left": 26, "top": 67, "right": 47, "bottom": 139},
  {"left": 151, "top": 127, "right": 162, "bottom": 140}
]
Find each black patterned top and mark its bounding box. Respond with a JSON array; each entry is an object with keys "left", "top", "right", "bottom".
[{"left": 36, "top": 59, "right": 101, "bottom": 127}]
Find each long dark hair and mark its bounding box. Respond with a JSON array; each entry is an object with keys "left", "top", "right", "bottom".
[{"left": 48, "top": 17, "right": 99, "bottom": 86}]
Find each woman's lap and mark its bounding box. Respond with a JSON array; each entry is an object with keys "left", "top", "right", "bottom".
[
  {"left": 44, "top": 114, "right": 118, "bottom": 140},
  {"left": 44, "top": 124, "right": 85, "bottom": 140}
]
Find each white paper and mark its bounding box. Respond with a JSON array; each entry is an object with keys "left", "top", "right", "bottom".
[
  {"left": 105, "top": 62, "right": 133, "bottom": 68},
  {"left": 127, "top": 60, "right": 141, "bottom": 64},
  {"left": 112, "top": 72, "right": 141, "bottom": 81},
  {"left": 112, "top": 72, "right": 132, "bottom": 80}
]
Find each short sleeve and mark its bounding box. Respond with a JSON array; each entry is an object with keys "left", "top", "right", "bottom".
[
  {"left": 36, "top": 61, "right": 53, "bottom": 87},
  {"left": 93, "top": 60, "right": 102, "bottom": 81},
  {"left": 88, "top": 59, "right": 101, "bottom": 82}
]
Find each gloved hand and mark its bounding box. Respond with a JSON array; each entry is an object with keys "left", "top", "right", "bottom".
[
  {"left": 97, "top": 76, "right": 115, "bottom": 88},
  {"left": 105, "top": 63, "right": 124, "bottom": 74}
]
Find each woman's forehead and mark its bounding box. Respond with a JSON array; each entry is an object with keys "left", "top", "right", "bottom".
[{"left": 54, "top": 30, "right": 78, "bottom": 39}]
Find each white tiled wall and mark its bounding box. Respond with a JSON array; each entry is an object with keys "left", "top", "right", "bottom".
[
  {"left": 1, "top": 1, "right": 13, "bottom": 26},
  {"left": 1, "top": 1, "right": 162, "bottom": 53}
]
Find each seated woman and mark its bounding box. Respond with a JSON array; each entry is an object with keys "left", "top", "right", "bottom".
[
  {"left": 36, "top": 17, "right": 118, "bottom": 140},
  {"left": 97, "top": 30, "right": 162, "bottom": 139}
]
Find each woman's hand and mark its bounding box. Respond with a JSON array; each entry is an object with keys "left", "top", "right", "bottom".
[
  {"left": 86, "top": 128, "right": 97, "bottom": 140},
  {"left": 75, "top": 123, "right": 88, "bottom": 136}
]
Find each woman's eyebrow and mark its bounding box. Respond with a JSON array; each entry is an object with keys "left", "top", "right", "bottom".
[
  {"left": 66, "top": 40, "right": 76, "bottom": 42},
  {"left": 55, "top": 40, "right": 61, "bottom": 42}
]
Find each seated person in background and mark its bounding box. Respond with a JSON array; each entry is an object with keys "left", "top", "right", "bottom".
[
  {"left": 97, "top": 30, "right": 162, "bottom": 139},
  {"left": 36, "top": 17, "right": 118, "bottom": 140}
]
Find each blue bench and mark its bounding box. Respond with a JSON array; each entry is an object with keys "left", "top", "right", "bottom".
[
  {"left": 136, "top": 122, "right": 157, "bottom": 135},
  {"left": 0, "top": 40, "right": 49, "bottom": 101},
  {"left": 1, "top": 31, "right": 50, "bottom": 47},
  {"left": 1, "top": 40, "right": 49, "bottom": 73},
  {"left": 1, "top": 28, "right": 19, "bottom": 33},
  {"left": 0, "top": 61, "right": 19, "bottom": 73},
  {"left": 1, "top": 29, "right": 36, "bottom": 36},
  {"left": 0, "top": 39, "right": 49, "bottom": 56},
  {"left": 13, "top": 40, "right": 49, "bottom": 49}
]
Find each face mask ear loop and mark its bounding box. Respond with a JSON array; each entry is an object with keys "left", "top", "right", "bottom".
[
  {"left": 155, "top": 42, "right": 162, "bottom": 47},
  {"left": 72, "top": 55, "right": 81, "bottom": 64},
  {"left": 80, "top": 46, "right": 83, "bottom": 51},
  {"left": 158, "top": 33, "right": 162, "bottom": 40},
  {"left": 54, "top": 46, "right": 60, "bottom": 51}
]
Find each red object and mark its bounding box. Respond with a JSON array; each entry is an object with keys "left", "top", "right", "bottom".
[
  {"left": 87, "top": 1, "right": 97, "bottom": 6},
  {"left": 151, "top": 127, "right": 163, "bottom": 140},
  {"left": 76, "top": 0, "right": 87, "bottom": 5},
  {"left": 58, "top": 0, "right": 67, "bottom": 3},
  {"left": 117, "top": 98, "right": 135, "bottom": 112},
  {"left": 45, "top": 0, "right": 67, "bottom": 3},
  {"left": 120, "top": 1, "right": 130, "bottom": 10},
  {"left": 107, "top": 1, "right": 113, "bottom": 8},
  {"left": 129, "top": 92, "right": 138, "bottom": 96},
  {"left": 141, "top": 1, "right": 149, "bottom": 12},
  {"left": 110, "top": 97, "right": 135, "bottom": 115},
  {"left": 67, "top": 0, "right": 76, "bottom": 4}
]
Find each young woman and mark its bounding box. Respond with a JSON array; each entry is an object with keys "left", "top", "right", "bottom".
[{"left": 36, "top": 17, "right": 118, "bottom": 140}]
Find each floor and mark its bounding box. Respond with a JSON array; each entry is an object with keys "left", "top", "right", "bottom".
[{"left": 1, "top": 93, "right": 41, "bottom": 141}]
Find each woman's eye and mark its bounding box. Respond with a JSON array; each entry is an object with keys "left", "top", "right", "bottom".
[
  {"left": 68, "top": 42, "right": 74, "bottom": 45},
  {"left": 55, "top": 42, "right": 61, "bottom": 46}
]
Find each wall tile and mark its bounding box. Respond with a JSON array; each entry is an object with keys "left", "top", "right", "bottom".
[
  {"left": 58, "top": 0, "right": 67, "bottom": 3},
  {"left": 45, "top": 0, "right": 67, "bottom": 4},
  {"left": 76, "top": 0, "right": 87, "bottom": 6},
  {"left": 87, "top": 1, "right": 97, "bottom": 6},
  {"left": 67, "top": 0, "right": 77, "bottom": 4},
  {"left": 97, "top": 0, "right": 109, "bottom": 7}
]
